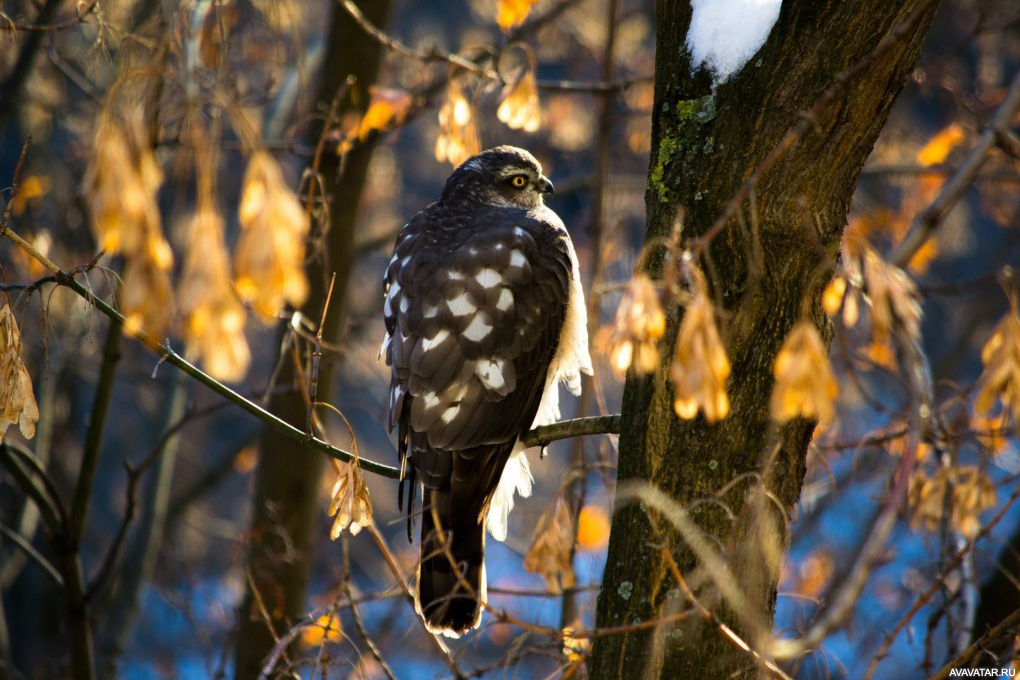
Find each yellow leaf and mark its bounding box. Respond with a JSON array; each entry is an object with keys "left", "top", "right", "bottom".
[
  {"left": 576, "top": 505, "right": 610, "bottom": 550},
  {"left": 822, "top": 276, "right": 846, "bottom": 316},
  {"left": 11, "top": 175, "right": 50, "bottom": 215},
  {"left": 356, "top": 87, "right": 413, "bottom": 140},
  {"left": 917, "top": 123, "right": 965, "bottom": 166},
  {"left": 301, "top": 614, "right": 342, "bottom": 646},
  {"left": 496, "top": 0, "right": 539, "bottom": 30}
]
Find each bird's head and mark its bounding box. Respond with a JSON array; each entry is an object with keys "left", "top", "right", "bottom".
[{"left": 441, "top": 146, "right": 554, "bottom": 209}]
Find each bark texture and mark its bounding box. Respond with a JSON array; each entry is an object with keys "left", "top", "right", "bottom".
[
  {"left": 590, "top": 1, "right": 941, "bottom": 678},
  {"left": 232, "top": 1, "right": 392, "bottom": 677}
]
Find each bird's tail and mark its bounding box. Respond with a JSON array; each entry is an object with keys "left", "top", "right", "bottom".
[{"left": 416, "top": 489, "right": 485, "bottom": 637}]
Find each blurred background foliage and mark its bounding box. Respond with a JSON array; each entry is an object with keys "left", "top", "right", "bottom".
[{"left": 0, "top": 0, "right": 1019, "bottom": 678}]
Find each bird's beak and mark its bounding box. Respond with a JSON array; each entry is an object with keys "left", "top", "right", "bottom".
[{"left": 538, "top": 176, "right": 555, "bottom": 195}]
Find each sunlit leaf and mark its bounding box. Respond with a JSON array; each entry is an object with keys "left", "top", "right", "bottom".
[{"left": 496, "top": 0, "right": 539, "bottom": 31}]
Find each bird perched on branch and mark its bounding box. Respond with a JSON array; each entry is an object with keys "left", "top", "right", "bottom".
[{"left": 380, "top": 146, "right": 592, "bottom": 636}]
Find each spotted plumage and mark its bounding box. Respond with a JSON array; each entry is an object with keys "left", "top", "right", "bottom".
[{"left": 380, "top": 146, "right": 592, "bottom": 636}]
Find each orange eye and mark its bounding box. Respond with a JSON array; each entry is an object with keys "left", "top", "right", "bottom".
[{"left": 510, "top": 175, "right": 527, "bottom": 188}]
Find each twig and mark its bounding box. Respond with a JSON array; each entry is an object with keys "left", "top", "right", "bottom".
[
  {"left": 889, "top": 68, "right": 1020, "bottom": 267},
  {"left": 341, "top": 536, "right": 398, "bottom": 680},
  {"left": 2, "top": 225, "right": 621, "bottom": 479},
  {"left": 692, "top": 0, "right": 940, "bottom": 258},
  {"left": 863, "top": 482, "right": 1020, "bottom": 679},
  {"left": 770, "top": 437, "right": 918, "bottom": 659},
  {"left": 336, "top": 0, "right": 498, "bottom": 80},
  {"left": 0, "top": 442, "right": 65, "bottom": 533},
  {"left": 83, "top": 462, "right": 139, "bottom": 603},
  {"left": 774, "top": 307, "right": 934, "bottom": 660},
  {"left": 0, "top": 138, "right": 32, "bottom": 232},
  {"left": 70, "top": 317, "right": 122, "bottom": 543},
  {"left": 0, "top": 0, "right": 99, "bottom": 31},
  {"left": 337, "top": 0, "right": 648, "bottom": 94},
  {"left": 0, "top": 521, "right": 63, "bottom": 587},
  {"left": 246, "top": 568, "right": 287, "bottom": 664},
  {"left": 615, "top": 482, "right": 764, "bottom": 641},
  {"left": 523, "top": 415, "right": 620, "bottom": 449},
  {"left": 929, "top": 607, "right": 1020, "bottom": 680},
  {"left": 649, "top": 526, "right": 793, "bottom": 680},
  {"left": 364, "top": 522, "right": 465, "bottom": 679}
]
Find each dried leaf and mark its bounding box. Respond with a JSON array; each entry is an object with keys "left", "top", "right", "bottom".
[
  {"left": 119, "top": 235, "right": 174, "bottom": 338},
  {"left": 671, "top": 291, "right": 731, "bottom": 422},
  {"left": 329, "top": 460, "right": 373, "bottom": 538},
  {"left": 523, "top": 496, "right": 575, "bottom": 591},
  {"left": 178, "top": 205, "right": 251, "bottom": 382},
  {"left": 975, "top": 306, "right": 1020, "bottom": 422},
  {"left": 434, "top": 81, "right": 480, "bottom": 167},
  {"left": 606, "top": 274, "right": 665, "bottom": 376},
  {"left": 863, "top": 247, "right": 921, "bottom": 344},
  {"left": 496, "top": 0, "right": 539, "bottom": 31},
  {"left": 909, "top": 466, "right": 996, "bottom": 538},
  {"left": 497, "top": 67, "right": 540, "bottom": 133},
  {"left": 83, "top": 106, "right": 163, "bottom": 257},
  {"left": 0, "top": 305, "right": 39, "bottom": 439},
  {"left": 771, "top": 321, "right": 838, "bottom": 424},
  {"left": 10, "top": 175, "right": 49, "bottom": 216},
  {"left": 235, "top": 151, "right": 310, "bottom": 321},
  {"left": 357, "top": 87, "right": 413, "bottom": 140}
]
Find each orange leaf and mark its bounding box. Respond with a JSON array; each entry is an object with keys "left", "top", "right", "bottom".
[
  {"left": 917, "top": 123, "right": 964, "bottom": 166},
  {"left": 576, "top": 505, "right": 610, "bottom": 550},
  {"left": 357, "top": 87, "right": 413, "bottom": 140},
  {"left": 496, "top": 0, "right": 538, "bottom": 31},
  {"left": 301, "top": 614, "right": 342, "bottom": 646}
]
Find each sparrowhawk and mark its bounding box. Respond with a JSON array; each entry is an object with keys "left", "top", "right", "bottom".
[{"left": 380, "top": 146, "right": 592, "bottom": 636}]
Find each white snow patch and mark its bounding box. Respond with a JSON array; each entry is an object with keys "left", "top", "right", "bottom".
[{"left": 687, "top": 0, "right": 781, "bottom": 82}]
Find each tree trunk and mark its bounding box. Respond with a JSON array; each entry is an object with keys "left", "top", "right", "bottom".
[
  {"left": 590, "top": 1, "right": 941, "bottom": 678},
  {"left": 232, "top": 1, "right": 392, "bottom": 677}
]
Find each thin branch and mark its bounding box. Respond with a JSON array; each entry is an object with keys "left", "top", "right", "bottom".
[
  {"left": 693, "top": 0, "right": 940, "bottom": 258},
  {"left": 615, "top": 482, "right": 765, "bottom": 642},
  {"left": 0, "top": 521, "right": 63, "bottom": 587},
  {"left": 2, "top": 226, "right": 621, "bottom": 480},
  {"left": 336, "top": 0, "right": 498, "bottom": 80},
  {"left": 863, "top": 482, "right": 1020, "bottom": 679},
  {"left": 646, "top": 518, "right": 793, "bottom": 679},
  {"left": 337, "top": 0, "right": 649, "bottom": 94},
  {"left": 889, "top": 67, "right": 1020, "bottom": 267},
  {"left": 70, "top": 317, "right": 122, "bottom": 542},
  {"left": 0, "top": 0, "right": 99, "bottom": 32},
  {"left": 523, "top": 415, "right": 620, "bottom": 449},
  {"left": 83, "top": 461, "right": 138, "bottom": 603},
  {"left": 929, "top": 607, "right": 1020, "bottom": 680},
  {"left": 0, "top": 443, "right": 65, "bottom": 533},
  {"left": 365, "top": 522, "right": 465, "bottom": 678},
  {"left": 341, "top": 536, "right": 398, "bottom": 680}
]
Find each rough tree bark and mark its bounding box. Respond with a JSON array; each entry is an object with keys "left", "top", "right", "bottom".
[
  {"left": 590, "top": 1, "right": 941, "bottom": 678},
  {"left": 232, "top": 1, "right": 392, "bottom": 677}
]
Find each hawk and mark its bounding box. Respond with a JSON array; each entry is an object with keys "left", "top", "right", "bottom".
[{"left": 380, "top": 146, "right": 592, "bottom": 636}]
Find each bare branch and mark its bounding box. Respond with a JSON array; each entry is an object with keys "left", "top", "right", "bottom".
[
  {"left": 889, "top": 67, "right": 1020, "bottom": 268},
  {"left": 0, "top": 0, "right": 99, "bottom": 32}
]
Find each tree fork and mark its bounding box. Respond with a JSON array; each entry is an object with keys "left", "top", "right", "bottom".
[{"left": 590, "top": 1, "right": 942, "bottom": 678}]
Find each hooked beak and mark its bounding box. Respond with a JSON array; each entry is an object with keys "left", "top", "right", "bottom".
[{"left": 538, "top": 176, "right": 555, "bottom": 195}]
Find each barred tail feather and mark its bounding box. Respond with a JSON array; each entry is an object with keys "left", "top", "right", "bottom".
[{"left": 415, "top": 490, "right": 486, "bottom": 637}]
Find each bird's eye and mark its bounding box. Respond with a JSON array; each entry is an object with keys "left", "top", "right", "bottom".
[{"left": 510, "top": 175, "right": 527, "bottom": 188}]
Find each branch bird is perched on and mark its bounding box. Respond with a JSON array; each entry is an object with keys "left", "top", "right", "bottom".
[{"left": 380, "top": 146, "right": 592, "bottom": 636}]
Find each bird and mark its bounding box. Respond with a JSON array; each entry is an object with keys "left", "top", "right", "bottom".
[{"left": 379, "top": 146, "right": 592, "bottom": 636}]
